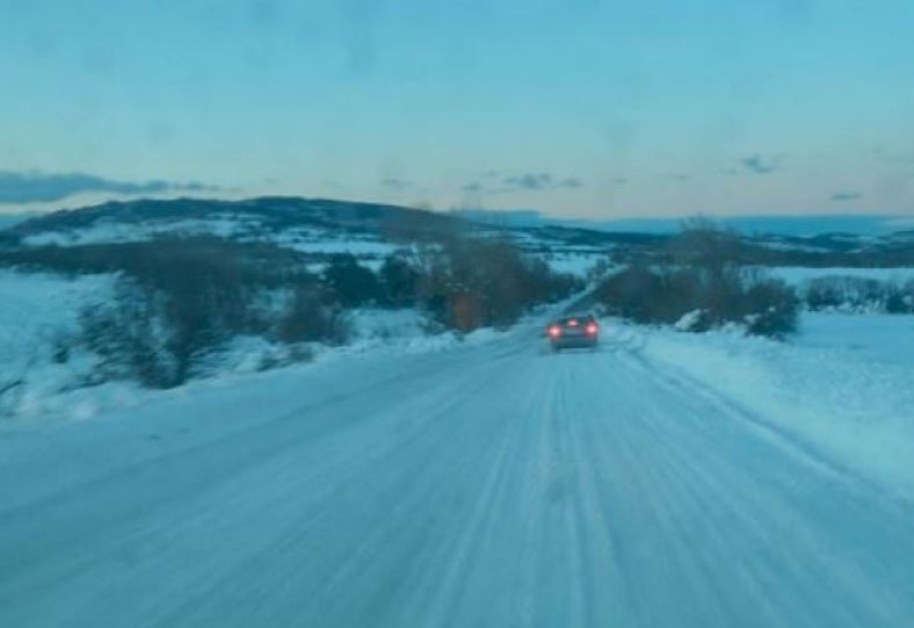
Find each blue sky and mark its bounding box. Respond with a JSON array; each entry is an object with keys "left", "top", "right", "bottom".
[{"left": 1, "top": 0, "right": 913, "bottom": 218}]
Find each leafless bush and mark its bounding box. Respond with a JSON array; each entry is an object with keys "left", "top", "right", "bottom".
[
  {"left": 79, "top": 279, "right": 179, "bottom": 388},
  {"left": 803, "top": 276, "right": 914, "bottom": 313},
  {"left": 278, "top": 285, "right": 350, "bottom": 345},
  {"left": 70, "top": 239, "right": 327, "bottom": 388},
  {"left": 413, "top": 236, "right": 581, "bottom": 332},
  {"left": 596, "top": 263, "right": 798, "bottom": 337},
  {"left": 595, "top": 221, "right": 799, "bottom": 338},
  {"left": 323, "top": 254, "right": 382, "bottom": 307}
]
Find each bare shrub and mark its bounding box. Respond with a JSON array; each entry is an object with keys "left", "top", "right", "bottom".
[
  {"left": 804, "top": 276, "right": 914, "bottom": 313},
  {"left": 323, "top": 253, "right": 382, "bottom": 308},
  {"left": 596, "top": 263, "right": 797, "bottom": 338},
  {"left": 79, "top": 278, "right": 179, "bottom": 388},
  {"left": 379, "top": 254, "right": 421, "bottom": 308},
  {"left": 595, "top": 221, "right": 799, "bottom": 338},
  {"left": 743, "top": 280, "right": 800, "bottom": 338},
  {"left": 886, "top": 281, "right": 914, "bottom": 314},
  {"left": 414, "top": 236, "right": 580, "bottom": 332},
  {"left": 278, "top": 285, "right": 350, "bottom": 345},
  {"left": 71, "top": 238, "right": 326, "bottom": 388}
]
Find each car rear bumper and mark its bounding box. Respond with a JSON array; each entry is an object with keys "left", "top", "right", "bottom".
[{"left": 550, "top": 335, "right": 598, "bottom": 349}]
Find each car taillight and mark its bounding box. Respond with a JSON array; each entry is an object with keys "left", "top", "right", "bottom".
[
  {"left": 568, "top": 319, "right": 579, "bottom": 327},
  {"left": 586, "top": 323, "right": 598, "bottom": 335},
  {"left": 548, "top": 325, "right": 562, "bottom": 337}
]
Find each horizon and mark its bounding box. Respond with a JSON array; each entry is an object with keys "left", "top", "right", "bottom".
[{"left": 2, "top": 1, "right": 914, "bottom": 218}]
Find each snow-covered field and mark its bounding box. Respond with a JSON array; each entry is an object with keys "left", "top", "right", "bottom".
[
  {"left": 19, "top": 217, "right": 257, "bottom": 246},
  {"left": 635, "top": 311, "right": 914, "bottom": 498},
  {"left": 0, "top": 270, "right": 121, "bottom": 418},
  {"left": 768, "top": 265, "right": 914, "bottom": 286},
  {"left": 538, "top": 251, "right": 605, "bottom": 278}
]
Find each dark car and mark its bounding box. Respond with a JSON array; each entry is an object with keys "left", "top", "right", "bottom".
[{"left": 546, "top": 314, "right": 600, "bottom": 351}]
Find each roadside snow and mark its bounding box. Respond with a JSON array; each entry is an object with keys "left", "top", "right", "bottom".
[
  {"left": 635, "top": 312, "right": 914, "bottom": 498},
  {"left": 769, "top": 266, "right": 914, "bottom": 286},
  {"left": 0, "top": 270, "right": 120, "bottom": 418},
  {"left": 336, "top": 308, "right": 506, "bottom": 357},
  {"left": 541, "top": 252, "right": 604, "bottom": 277},
  {"left": 0, "top": 271, "right": 510, "bottom": 422}
]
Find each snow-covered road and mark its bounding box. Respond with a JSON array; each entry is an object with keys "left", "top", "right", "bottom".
[{"left": 2, "top": 319, "right": 914, "bottom": 627}]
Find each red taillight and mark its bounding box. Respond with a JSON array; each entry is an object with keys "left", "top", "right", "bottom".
[
  {"left": 568, "top": 318, "right": 579, "bottom": 327},
  {"left": 548, "top": 325, "right": 562, "bottom": 337},
  {"left": 586, "top": 323, "right": 599, "bottom": 335}
]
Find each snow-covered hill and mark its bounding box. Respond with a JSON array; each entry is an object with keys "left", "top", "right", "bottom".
[
  {"left": 0, "top": 197, "right": 614, "bottom": 277},
  {"left": 5, "top": 198, "right": 914, "bottom": 271}
]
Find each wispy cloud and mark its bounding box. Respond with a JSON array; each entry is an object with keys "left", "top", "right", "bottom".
[
  {"left": 380, "top": 177, "right": 413, "bottom": 191},
  {"left": 872, "top": 146, "right": 914, "bottom": 165},
  {"left": 737, "top": 154, "right": 782, "bottom": 175},
  {"left": 0, "top": 170, "right": 219, "bottom": 204},
  {"left": 831, "top": 191, "right": 863, "bottom": 202},
  {"left": 462, "top": 171, "right": 584, "bottom": 195},
  {"left": 503, "top": 173, "right": 583, "bottom": 190}
]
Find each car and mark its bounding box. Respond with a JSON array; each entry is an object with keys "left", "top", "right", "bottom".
[{"left": 546, "top": 313, "right": 600, "bottom": 351}]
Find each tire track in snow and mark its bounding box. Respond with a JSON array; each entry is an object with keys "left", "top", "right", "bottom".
[
  {"left": 585, "top": 346, "right": 914, "bottom": 626},
  {"left": 3, "top": 329, "right": 914, "bottom": 627}
]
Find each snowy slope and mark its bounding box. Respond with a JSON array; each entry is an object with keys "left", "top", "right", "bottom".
[
  {"left": 0, "top": 268, "right": 512, "bottom": 419},
  {"left": 769, "top": 266, "right": 914, "bottom": 286},
  {"left": 3, "top": 197, "right": 608, "bottom": 276},
  {"left": 1, "top": 312, "right": 914, "bottom": 627},
  {"left": 0, "top": 270, "right": 120, "bottom": 417},
  {"left": 637, "top": 312, "right": 914, "bottom": 498}
]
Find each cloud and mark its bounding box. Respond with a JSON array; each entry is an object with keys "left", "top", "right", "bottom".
[
  {"left": 738, "top": 154, "right": 781, "bottom": 175},
  {"left": 461, "top": 171, "right": 584, "bottom": 195},
  {"left": 872, "top": 146, "right": 914, "bottom": 165},
  {"left": 503, "top": 173, "right": 551, "bottom": 190},
  {"left": 459, "top": 172, "right": 580, "bottom": 195},
  {"left": 831, "top": 191, "right": 863, "bottom": 202},
  {"left": 0, "top": 170, "right": 219, "bottom": 204},
  {"left": 380, "top": 177, "right": 412, "bottom": 191}
]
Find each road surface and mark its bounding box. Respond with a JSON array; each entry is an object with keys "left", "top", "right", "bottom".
[{"left": 2, "top": 318, "right": 914, "bottom": 627}]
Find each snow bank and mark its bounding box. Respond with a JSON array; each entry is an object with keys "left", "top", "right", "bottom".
[
  {"left": 0, "top": 280, "right": 510, "bottom": 422},
  {"left": 0, "top": 270, "right": 128, "bottom": 418},
  {"left": 769, "top": 266, "right": 914, "bottom": 286},
  {"left": 637, "top": 312, "right": 914, "bottom": 497},
  {"left": 332, "top": 309, "right": 506, "bottom": 358},
  {"left": 541, "top": 252, "right": 605, "bottom": 277}
]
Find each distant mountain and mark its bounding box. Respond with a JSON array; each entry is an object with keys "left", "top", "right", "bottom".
[
  {"left": 450, "top": 209, "right": 545, "bottom": 228},
  {"left": 0, "top": 213, "right": 32, "bottom": 230},
  {"left": 449, "top": 209, "right": 914, "bottom": 237},
  {"left": 0, "top": 196, "right": 654, "bottom": 254},
  {"left": 4, "top": 196, "right": 457, "bottom": 239},
  {"left": 584, "top": 215, "right": 912, "bottom": 237}
]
